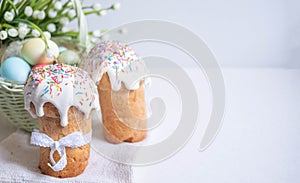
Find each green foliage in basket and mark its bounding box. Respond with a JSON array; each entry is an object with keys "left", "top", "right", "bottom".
[{"left": 0, "top": 0, "right": 121, "bottom": 46}]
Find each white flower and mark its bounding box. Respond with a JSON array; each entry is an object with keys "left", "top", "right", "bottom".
[
  {"left": 8, "top": 28, "right": 18, "bottom": 37},
  {"left": 18, "top": 23, "right": 27, "bottom": 28},
  {"left": 61, "top": 27, "right": 70, "bottom": 33},
  {"left": 33, "top": 10, "right": 45, "bottom": 20},
  {"left": 32, "top": 10, "right": 40, "bottom": 19},
  {"left": 0, "top": 31, "right": 8, "bottom": 40},
  {"left": 92, "top": 30, "right": 101, "bottom": 37},
  {"left": 18, "top": 23, "right": 30, "bottom": 39},
  {"left": 100, "top": 10, "right": 107, "bottom": 16},
  {"left": 54, "top": 1, "right": 62, "bottom": 10},
  {"left": 37, "top": 11, "right": 46, "bottom": 20},
  {"left": 68, "top": 9, "right": 76, "bottom": 18},
  {"left": 48, "top": 9, "right": 57, "bottom": 18},
  {"left": 4, "top": 11, "right": 14, "bottom": 22},
  {"left": 112, "top": 3, "right": 121, "bottom": 10},
  {"left": 47, "top": 23, "right": 56, "bottom": 33},
  {"left": 43, "top": 31, "right": 51, "bottom": 39},
  {"left": 18, "top": 26, "right": 30, "bottom": 39},
  {"left": 24, "top": 6, "right": 33, "bottom": 17},
  {"left": 32, "top": 29, "right": 40, "bottom": 37},
  {"left": 18, "top": 23, "right": 29, "bottom": 31},
  {"left": 59, "top": 17, "right": 69, "bottom": 26},
  {"left": 93, "top": 3, "right": 102, "bottom": 10}
]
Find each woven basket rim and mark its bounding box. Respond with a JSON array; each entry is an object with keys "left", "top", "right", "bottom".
[{"left": 0, "top": 77, "right": 24, "bottom": 92}]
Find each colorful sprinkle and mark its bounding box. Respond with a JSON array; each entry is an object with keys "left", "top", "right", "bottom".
[
  {"left": 25, "top": 63, "right": 100, "bottom": 127},
  {"left": 83, "top": 41, "right": 140, "bottom": 81}
]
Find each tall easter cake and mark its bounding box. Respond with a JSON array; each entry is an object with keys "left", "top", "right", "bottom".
[
  {"left": 84, "top": 41, "right": 149, "bottom": 143},
  {"left": 25, "top": 63, "right": 99, "bottom": 178}
]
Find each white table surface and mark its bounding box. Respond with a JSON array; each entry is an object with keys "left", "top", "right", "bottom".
[
  {"left": 133, "top": 68, "right": 300, "bottom": 183},
  {"left": 1, "top": 68, "right": 299, "bottom": 183}
]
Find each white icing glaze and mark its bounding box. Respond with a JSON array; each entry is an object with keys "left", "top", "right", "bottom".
[
  {"left": 82, "top": 41, "right": 150, "bottom": 91},
  {"left": 24, "top": 64, "right": 100, "bottom": 127}
]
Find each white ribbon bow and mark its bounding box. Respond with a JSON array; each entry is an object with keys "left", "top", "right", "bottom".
[{"left": 31, "top": 130, "right": 91, "bottom": 172}]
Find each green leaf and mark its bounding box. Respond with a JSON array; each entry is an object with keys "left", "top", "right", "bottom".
[
  {"left": 35, "top": 0, "right": 51, "bottom": 10},
  {"left": 16, "top": 0, "right": 31, "bottom": 15},
  {"left": 0, "top": 0, "right": 8, "bottom": 17},
  {"left": 7, "top": 0, "right": 17, "bottom": 15},
  {"left": 52, "top": 31, "right": 79, "bottom": 38},
  {"left": 0, "top": 23, "right": 14, "bottom": 29}
]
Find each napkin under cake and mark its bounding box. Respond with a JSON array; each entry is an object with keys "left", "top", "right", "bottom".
[{"left": 24, "top": 64, "right": 99, "bottom": 178}]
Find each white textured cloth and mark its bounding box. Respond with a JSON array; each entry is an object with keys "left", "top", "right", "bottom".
[
  {"left": 0, "top": 130, "right": 132, "bottom": 183},
  {"left": 30, "top": 130, "right": 92, "bottom": 172}
]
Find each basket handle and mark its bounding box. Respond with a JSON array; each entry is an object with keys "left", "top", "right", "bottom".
[{"left": 72, "top": 0, "right": 88, "bottom": 50}]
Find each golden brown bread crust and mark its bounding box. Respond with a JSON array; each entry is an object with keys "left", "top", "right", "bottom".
[
  {"left": 98, "top": 74, "right": 147, "bottom": 143},
  {"left": 39, "top": 144, "right": 90, "bottom": 178},
  {"left": 31, "top": 103, "right": 91, "bottom": 178}
]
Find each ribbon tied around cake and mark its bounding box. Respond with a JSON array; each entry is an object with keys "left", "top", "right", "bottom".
[{"left": 31, "top": 130, "right": 91, "bottom": 172}]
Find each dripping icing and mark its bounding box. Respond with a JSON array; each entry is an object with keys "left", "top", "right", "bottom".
[
  {"left": 83, "top": 41, "right": 151, "bottom": 91},
  {"left": 24, "top": 64, "right": 100, "bottom": 127}
]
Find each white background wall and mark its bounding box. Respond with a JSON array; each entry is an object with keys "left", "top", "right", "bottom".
[{"left": 83, "top": 0, "right": 299, "bottom": 68}]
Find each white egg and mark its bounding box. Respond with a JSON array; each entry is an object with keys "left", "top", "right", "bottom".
[{"left": 58, "top": 50, "right": 81, "bottom": 66}]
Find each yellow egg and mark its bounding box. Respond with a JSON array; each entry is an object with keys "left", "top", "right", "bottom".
[
  {"left": 21, "top": 38, "right": 59, "bottom": 65},
  {"left": 21, "top": 38, "right": 46, "bottom": 65}
]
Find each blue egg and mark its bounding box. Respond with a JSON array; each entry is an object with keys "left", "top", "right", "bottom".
[
  {"left": 0, "top": 57, "right": 31, "bottom": 84},
  {"left": 59, "top": 46, "right": 68, "bottom": 53}
]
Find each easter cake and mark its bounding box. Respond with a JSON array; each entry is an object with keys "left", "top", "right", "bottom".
[
  {"left": 84, "top": 41, "right": 149, "bottom": 143},
  {"left": 19, "top": 38, "right": 99, "bottom": 178},
  {"left": 25, "top": 63, "right": 99, "bottom": 178}
]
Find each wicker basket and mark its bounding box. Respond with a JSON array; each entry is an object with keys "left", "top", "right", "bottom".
[
  {"left": 0, "top": 78, "right": 38, "bottom": 131},
  {"left": 0, "top": 0, "right": 88, "bottom": 132}
]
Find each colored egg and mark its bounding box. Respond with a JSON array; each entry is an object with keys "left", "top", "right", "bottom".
[
  {"left": 58, "top": 50, "right": 81, "bottom": 66},
  {"left": 21, "top": 38, "right": 46, "bottom": 65},
  {"left": 0, "top": 57, "right": 31, "bottom": 84},
  {"left": 59, "top": 46, "right": 67, "bottom": 53},
  {"left": 21, "top": 38, "right": 59, "bottom": 65}
]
